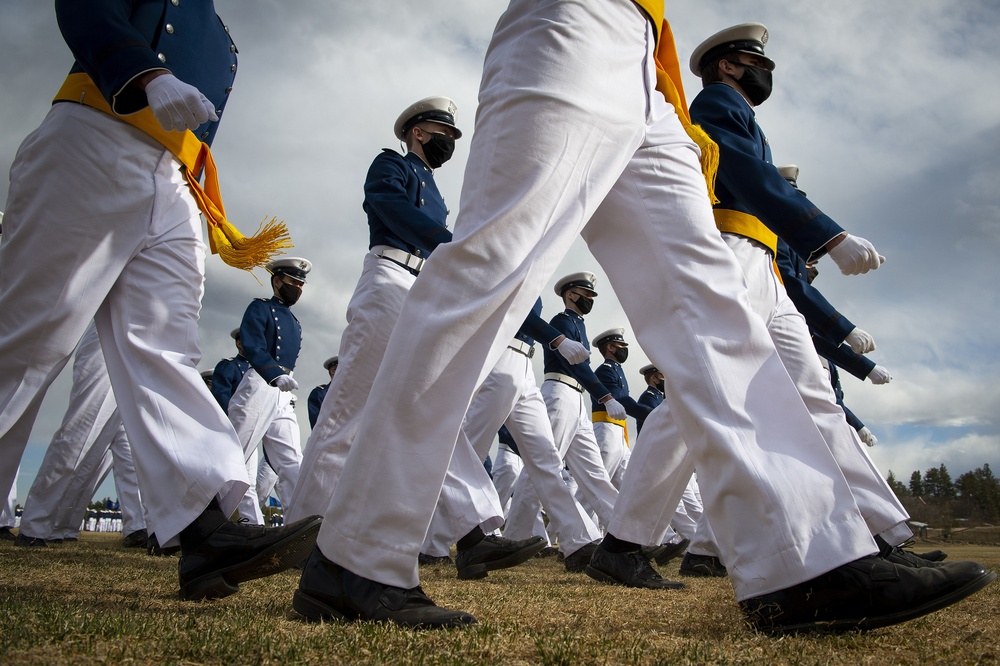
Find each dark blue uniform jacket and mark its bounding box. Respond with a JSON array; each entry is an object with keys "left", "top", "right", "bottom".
[
  {"left": 690, "top": 83, "right": 843, "bottom": 262},
  {"left": 239, "top": 296, "right": 302, "bottom": 384},
  {"left": 364, "top": 150, "right": 452, "bottom": 257},
  {"left": 56, "top": 0, "right": 237, "bottom": 146}
]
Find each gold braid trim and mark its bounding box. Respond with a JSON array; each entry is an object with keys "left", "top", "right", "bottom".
[{"left": 54, "top": 73, "right": 292, "bottom": 274}]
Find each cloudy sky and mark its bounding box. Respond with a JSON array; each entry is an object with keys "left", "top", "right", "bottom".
[{"left": 2, "top": 1, "right": 998, "bottom": 506}]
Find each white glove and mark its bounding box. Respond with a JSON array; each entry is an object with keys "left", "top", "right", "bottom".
[
  {"left": 828, "top": 234, "right": 885, "bottom": 275},
  {"left": 144, "top": 73, "right": 218, "bottom": 132},
  {"left": 603, "top": 398, "right": 627, "bottom": 421},
  {"left": 555, "top": 338, "right": 589, "bottom": 364},
  {"left": 858, "top": 426, "right": 878, "bottom": 447},
  {"left": 867, "top": 365, "right": 892, "bottom": 385},
  {"left": 845, "top": 327, "right": 876, "bottom": 354},
  {"left": 274, "top": 375, "right": 298, "bottom": 392}
]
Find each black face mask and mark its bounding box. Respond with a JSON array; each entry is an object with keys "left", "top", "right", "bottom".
[
  {"left": 655, "top": 380, "right": 665, "bottom": 393},
  {"left": 573, "top": 294, "right": 594, "bottom": 315},
  {"left": 421, "top": 133, "right": 455, "bottom": 169},
  {"left": 277, "top": 282, "right": 302, "bottom": 306},
  {"left": 737, "top": 64, "right": 773, "bottom": 106},
  {"left": 611, "top": 347, "right": 629, "bottom": 364}
]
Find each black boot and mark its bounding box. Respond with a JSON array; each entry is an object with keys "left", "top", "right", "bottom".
[
  {"left": 294, "top": 546, "right": 477, "bottom": 629},
  {"left": 177, "top": 501, "right": 321, "bottom": 600}
]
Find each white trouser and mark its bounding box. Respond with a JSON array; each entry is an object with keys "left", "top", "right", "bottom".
[
  {"left": 462, "top": 346, "right": 601, "bottom": 555},
  {"left": 688, "top": 500, "right": 722, "bottom": 559},
  {"left": 523, "top": 381, "right": 618, "bottom": 527},
  {"left": 53, "top": 442, "right": 113, "bottom": 540},
  {"left": 228, "top": 369, "right": 302, "bottom": 524},
  {"left": 1, "top": 467, "right": 17, "bottom": 527},
  {"left": 255, "top": 455, "right": 286, "bottom": 510},
  {"left": 109, "top": 422, "right": 146, "bottom": 537},
  {"left": 594, "top": 420, "right": 630, "bottom": 489},
  {"left": 723, "top": 234, "right": 911, "bottom": 543},
  {"left": 319, "top": 0, "right": 876, "bottom": 596},
  {"left": 288, "top": 251, "right": 502, "bottom": 538},
  {"left": 491, "top": 444, "right": 522, "bottom": 516},
  {"left": 0, "top": 104, "right": 249, "bottom": 545},
  {"left": 18, "top": 323, "right": 118, "bottom": 539}
]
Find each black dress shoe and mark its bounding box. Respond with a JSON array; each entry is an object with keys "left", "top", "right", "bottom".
[
  {"left": 14, "top": 533, "right": 47, "bottom": 548},
  {"left": 294, "top": 547, "right": 477, "bottom": 629},
  {"left": 122, "top": 529, "right": 148, "bottom": 548},
  {"left": 874, "top": 535, "right": 946, "bottom": 568},
  {"left": 564, "top": 540, "right": 600, "bottom": 573},
  {"left": 585, "top": 543, "right": 685, "bottom": 590},
  {"left": 0, "top": 526, "right": 15, "bottom": 541},
  {"left": 178, "top": 515, "right": 321, "bottom": 600},
  {"left": 535, "top": 546, "right": 560, "bottom": 558},
  {"left": 740, "top": 556, "right": 997, "bottom": 635},
  {"left": 679, "top": 552, "right": 727, "bottom": 577},
  {"left": 418, "top": 552, "right": 453, "bottom": 566},
  {"left": 915, "top": 549, "right": 947, "bottom": 562},
  {"left": 455, "top": 534, "right": 545, "bottom": 580},
  {"left": 655, "top": 538, "right": 690, "bottom": 566}
]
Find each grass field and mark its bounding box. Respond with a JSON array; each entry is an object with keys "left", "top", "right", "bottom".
[{"left": 1, "top": 534, "right": 997, "bottom": 665}]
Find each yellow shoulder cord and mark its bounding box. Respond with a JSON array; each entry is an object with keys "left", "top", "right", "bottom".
[
  {"left": 653, "top": 20, "right": 720, "bottom": 205},
  {"left": 54, "top": 73, "right": 292, "bottom": 274}
]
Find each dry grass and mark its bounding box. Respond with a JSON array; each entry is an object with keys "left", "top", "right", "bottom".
[{"left": 1, "top": 534, "right": 998, "bottom": 665}]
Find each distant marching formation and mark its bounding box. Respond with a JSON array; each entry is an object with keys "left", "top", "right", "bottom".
[{"left": 0, "top": 0, "right": 993, "bottom": 637}]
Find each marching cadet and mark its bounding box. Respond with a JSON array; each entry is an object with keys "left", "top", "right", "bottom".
[
  {"left": 288, "top": 96, "right": 466, "bottom": 524},
  {"left": 227, "top": 257, "right": 311, "bottom": 524},
  {"left": 530, "top": 273, "right": 623, "bottom": 530},
  {"left": 289, "top": 98, "right": 536, "bottom": 580},
  {"left": 458, "top": 298, "right": 601, "bottom": 572},
  {"left": 593, "top": 21, "right": 921, "bottom": 592},
  {"left": 590, "top": 328, "right": 650, "bottom": 488},
  {"left": 635, "top": 364, "right": 664, "bottom": 436},
  {"left": 0, "top": 0, "right": 320, "bottom": 599},
  {"left": 307, "top": 356, "right": 338, "bottom": 429},
  {"left": 684, "top": 22, "right": 913, "bottom": 549},
  {"left": 211, "top": 329, "right": 251, "bottom": 414}
]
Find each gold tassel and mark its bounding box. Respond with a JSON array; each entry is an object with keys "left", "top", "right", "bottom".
[
  {"left": 53, "top": 74, "right": 297, "bottom": 277},
  {"left": 209, "top": 216, "right": 293, "bottom": 273}
]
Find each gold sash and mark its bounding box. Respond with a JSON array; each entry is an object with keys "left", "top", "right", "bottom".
[
  {"left": 54, "top": 73, "right": 292, "bottom": 272},
  {"left": 593, "top": 411, "right": 630, "bottom": 447},
  {"left": 713, "top": 209, "right": 778, "bottom": 254}
]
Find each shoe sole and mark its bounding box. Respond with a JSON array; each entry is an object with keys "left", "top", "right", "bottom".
[
  {"left": 179, "top": 516, "right": 322, "bottom": 601},
  {"left": 457, "top": 539, "right": 546, "bottom": 580},
  {"left": 584, "top": 564, "right": 685, "bottom": 590},
  {"left": 292, "top": 589, "right": 477, "bottom": 629},
  {"left": 755, "top": 569, "right": 998, "bottom": 636}
]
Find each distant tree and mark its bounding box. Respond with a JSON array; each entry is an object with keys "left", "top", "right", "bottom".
[
  {"left": 887, "top": 470, "right": 910, "bottom": 498},
  {"left": 924, "top": 464, "right": 956, "bottom": 500},
  {"left": 956, "top": 463, "right": 1000, "bottom": 522},
  {"left": 909, "top": 470, "right": 924, "bottom": 497}
]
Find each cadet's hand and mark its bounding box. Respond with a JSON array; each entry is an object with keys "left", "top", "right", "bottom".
[
  {"left": 144, "top": 73, "right": 218, "bottom": 132},
  {"left": 827, "top": 233, "right": 885, "bottom": 275},
  {"left": 603, "top": 398, "right": 627, "bottom": 421},
  {"left": 555, "top": 338, "right": 590, "bottom": 365},
  {"left": 274, "top": 375, "right": 298, "bottom": 392},
  {"left": 867, "top": 365, "right": 892, "bottom": 385},
  {"left": 845, "top": 327, "right": 876, "bottom": 354},
  {"left": 858, "top": 426, "right": 878, "bottom": 447}
]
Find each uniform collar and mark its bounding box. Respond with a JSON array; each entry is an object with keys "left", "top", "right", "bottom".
[{"left": 562, "top": 308, "right": 584, "bottom": 321}]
